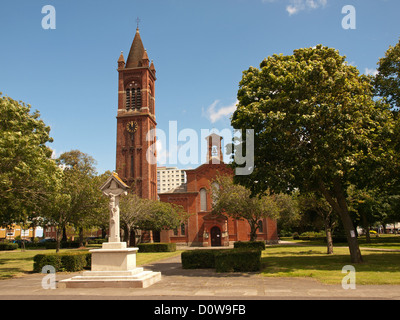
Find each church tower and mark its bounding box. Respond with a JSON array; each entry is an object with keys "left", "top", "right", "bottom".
[{"left": 116, "top": 28, "right": 157, "bottom": 200}]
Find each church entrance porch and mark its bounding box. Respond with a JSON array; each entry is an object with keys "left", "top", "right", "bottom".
[{"left": 202, "top": 213, "right": 229, "bottom": 247}]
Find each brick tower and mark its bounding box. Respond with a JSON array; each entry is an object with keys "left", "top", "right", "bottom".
[{"left": 116, "top": 28, "right": 157, "bottom": 200}]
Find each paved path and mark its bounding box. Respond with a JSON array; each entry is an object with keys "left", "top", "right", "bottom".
[{"left": 0, "top": 254, "right": 400, "bottom": 300}]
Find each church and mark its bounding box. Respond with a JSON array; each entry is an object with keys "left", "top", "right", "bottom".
[{"left": 115, "top": 28, "right": 278, "bottom": 246}]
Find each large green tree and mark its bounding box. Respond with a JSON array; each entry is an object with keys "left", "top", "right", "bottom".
[
  {"left": 231, "top": 45, "right": 394, "bottom": 263},
  {"left": 44, "top": 150, "right": 101, "bottom": 251},
  {"left": 0, "top": 94, "right": 62, "bottom": 228}
]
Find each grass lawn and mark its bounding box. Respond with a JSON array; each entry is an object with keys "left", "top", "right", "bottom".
[
  {"left": 262, "top": 245, "right": 400, "bottom": 285},
  {"left": 0, "top": 248, "right": 182, "bottom": 280},
  {"left": 280, "top": 235, "right": 400, "bottom": 250}
]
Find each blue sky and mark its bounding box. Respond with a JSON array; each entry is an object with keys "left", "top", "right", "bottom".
[{"left": 0, "top": 0, "right": 399, "bottom": 173}]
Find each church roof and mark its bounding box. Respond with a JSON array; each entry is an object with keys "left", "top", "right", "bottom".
[{"left": 126, "top": 28, "right": 146, "bottom": 68}]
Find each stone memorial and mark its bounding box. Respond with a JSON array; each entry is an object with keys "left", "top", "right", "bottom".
[{"left": 59, "top": 172, "right": 161, "bottom": 289}]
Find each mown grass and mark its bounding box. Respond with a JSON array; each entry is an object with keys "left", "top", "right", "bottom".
[
  {"left": 0, "top": 248, "right": 182, "bottom": 280},
  {"left": 261, "top": 245, "right": 400, "bottom": 285},
  {"left": 280, "top": 235, "right": 400, "bottom": 249}
]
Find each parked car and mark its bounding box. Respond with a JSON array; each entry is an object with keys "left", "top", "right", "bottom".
[
  {"left": 39, "top": 238, "right": 56, "bottom": 243},
  {"left": 12, "top": 239, "right": 32, "bottom": 244}
]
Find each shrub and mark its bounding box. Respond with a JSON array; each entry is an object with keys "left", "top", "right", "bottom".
[
  {"left": 61, "top": 253, "right": 88, "bottom": 272},
  {"left": 181, "top": 250, "right": 219, "bottom": 269},
  {"left": 33, "top": 254, "right": 62, "bottom": 273},
  {"left": 33, "top": 252, "right": 91, "bottom": 273},
  {"left": 214, "top": 249, "right": 261, "bottom": 273},
  {"left": 234, "top": 241, "right": 266, "bottom": 251},
  {"left": 87, "top": 238, "right": 107, "bottom": 245},
  {"left": 0, "top": 243, "right": 18, "bottom": 251},
  {"left": 137, "top": 243, "right": 176, "bottom": 252}
]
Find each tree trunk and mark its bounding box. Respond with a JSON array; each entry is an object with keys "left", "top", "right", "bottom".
[
  {"left": 319, "top": 179, "right": 363, "bottom": 263},
  {"left": 325, "top": 226, "right": 334, "bottom": 255},
  {"left": 56, "top": 226, "right": 62, "bottom": 253},
  {"left": 62, "top": 226, "right": 67, "bottom": 242},
  {"left": 249, "top": 220, "right": 258, "bottom": 241},
  {"left": 324, "top": 215, "right": 333, "bottom": 254},
  {"left": 363, "top": 213, "right": 371, "bottom": 243},
  {"left": 78, "top": 227, "right": 84, "bottom": 247}
]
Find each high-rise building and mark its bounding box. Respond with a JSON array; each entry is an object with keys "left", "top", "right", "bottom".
[{"left": 157, "top": 167, "right": 187, "bottom": 194}]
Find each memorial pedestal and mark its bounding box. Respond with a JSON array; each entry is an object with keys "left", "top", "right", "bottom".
[{"left": 59, "top": 242, "right": 161, "bottom": 289}]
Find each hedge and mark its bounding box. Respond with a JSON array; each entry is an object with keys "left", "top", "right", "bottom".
[
  {"left": 234, "top": 241, "right": 266, "bottom": 251},
  {"left": 215, "top": 249, "right": 261, "bottom": 273},
  {"left": 0, "top": 243, "right": 18, "bottom": 251},
  {"left": 137, "top": 243, "right": 176, "bottom": 253},
  {"left": 181, "top": 249, "right": 262, "bottom": 272},
  {"left": 33, "top": 252, "right": 91, "bottom": 273},
  {"left": 181, "top": 250, "right": 218, "bottom": 269}
]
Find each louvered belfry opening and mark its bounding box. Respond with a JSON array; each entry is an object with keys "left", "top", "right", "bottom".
[{"left": 126, "top": 85, "right": 141, "bottom": 111}]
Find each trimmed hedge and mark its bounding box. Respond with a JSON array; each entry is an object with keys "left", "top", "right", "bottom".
[
  {"left": 33, "top": 252, "right": 91, "bottom": 273},
  {"left": 182, "top": 249, "right": 262, "bottom": 272},
  {"left": 234, "top": 241, "right": 266, "bottom": 251},
  {"left": 181, "top": 250, "right": 218, "bottom": 269},
  {"left": 137, "top": 243, "right": 176, "bottom": 253},
  {"left": 215, "top": 249, "right": 261, "bottom": 273},
  {"left": 0, "top": 243, "right": 18, "bottom": 251}
]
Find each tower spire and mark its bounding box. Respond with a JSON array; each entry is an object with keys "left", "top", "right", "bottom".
[{"left": 125, "top": 26, "right": 145, "bottom": 68}]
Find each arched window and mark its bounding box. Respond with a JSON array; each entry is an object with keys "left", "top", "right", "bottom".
[
  {"left": 181, "top": 223, "right": 186, "bottom": 236},
  {"left": 258, "top": 220, "right": 264, "bottom": 233},
  {"left": 200, "top": 188, "right": 207, "bottom": 212},
  {"left": 211, "top": 182, "right": 219, "bottom": 206},
  {"left": 126, "top": 88, "right": 132, "bottom": 110}
]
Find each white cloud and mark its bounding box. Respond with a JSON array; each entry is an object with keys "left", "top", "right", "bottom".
[
  {"left": 203, "top": 100, "right": 238, "bottom": 124},
  {"left": 365, "top": 68, "right": 379, "bottom": 77},
  {"left": 284, "top": 0, "right": 327, "bottom": 16}
]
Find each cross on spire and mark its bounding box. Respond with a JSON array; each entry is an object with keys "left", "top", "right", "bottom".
[{"left": 136, "top": 17, "right": 141, "bottom": 30}]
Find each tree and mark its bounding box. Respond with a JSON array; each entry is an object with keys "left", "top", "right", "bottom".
[
  {"left": 86, "top": 171, "right": 113, "bottom": 239},
  {"left": 211, "top": 174, "right": 280, "bottom": 241},
  {"left": 374, "top": 38, "right": 400, "bottom": 111},
  {"left": 274, "top": 192, "right": 301, "bottom": 234},
  {"left": 0, "top": 94, "right": 62, "bottom": 231},
  {"left": 120, "top": 193, "right": 186, "bottom": 246},
  {"left": 373, "top": 39, "right": 400, "bottom": 228},
  {"left": 43, "top": 150, "right": 101, "bottom": 252},
  {"left": 298, "top": 193, "right": 337, "bottom": 254},
  {"left": 231, "top": 45, "right": 394, "bottom": 263}
]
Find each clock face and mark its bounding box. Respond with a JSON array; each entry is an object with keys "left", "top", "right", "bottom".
[{"left": 127, "top": 121, "right": 138, "bottom": 134}]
